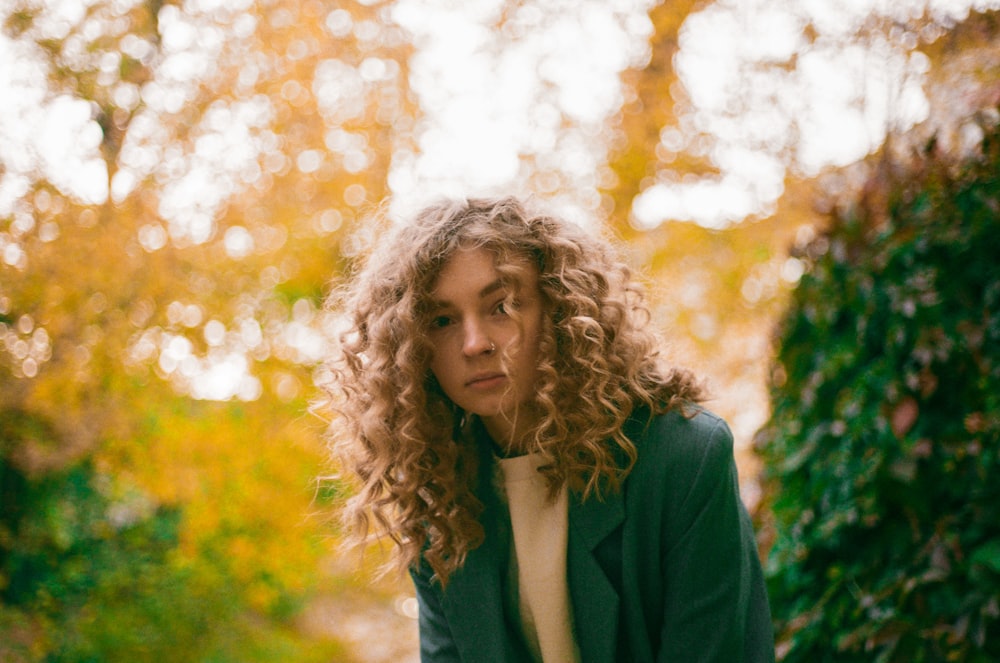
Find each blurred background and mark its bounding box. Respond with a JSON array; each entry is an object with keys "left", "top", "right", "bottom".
[{"left": 1, "top": 0, "right": 998, "bottom": 661}]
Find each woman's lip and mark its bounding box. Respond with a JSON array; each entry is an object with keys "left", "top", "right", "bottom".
[{"left": 466, "top": 373, "right": 506, "bottom": 389}]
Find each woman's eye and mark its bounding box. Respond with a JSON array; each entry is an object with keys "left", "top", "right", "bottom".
[
  {"left": 493, "top": 298, "right": 519, "bottom": 316},
  {"left": 431, "top": 315, "right": 454, "bottom": 329}
]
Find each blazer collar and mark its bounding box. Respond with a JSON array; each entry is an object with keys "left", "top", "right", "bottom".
[
  {"left": 567, "top": 407, "right": 655, "bottom": 662},
  {"left": 569, "top": 483, "right": 625, "bottom": 550}
]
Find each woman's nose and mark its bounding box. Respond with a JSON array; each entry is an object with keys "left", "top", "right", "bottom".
[{"left": 462, "top": 320, "right": 493, "bottom": 357}]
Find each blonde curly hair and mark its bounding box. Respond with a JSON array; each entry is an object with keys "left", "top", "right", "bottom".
[{"left": 323, "top": 196, "right": 703, "bottom": 584}]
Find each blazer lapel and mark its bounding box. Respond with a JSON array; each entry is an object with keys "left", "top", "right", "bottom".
[
  {"left": 441, "top": 525, "right": 524, "bottom": 662},
  {"left": 568, "top": 489, "right": 625, "bottom": 663}
]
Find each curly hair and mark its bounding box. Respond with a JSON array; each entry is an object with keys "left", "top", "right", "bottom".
[{"left": 323, "top": 196, "right": 704, "bottom": 584}]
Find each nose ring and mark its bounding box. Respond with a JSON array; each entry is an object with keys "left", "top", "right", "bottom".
[{"left": 489, "top": 341, "right": 496, "bottom": 353}]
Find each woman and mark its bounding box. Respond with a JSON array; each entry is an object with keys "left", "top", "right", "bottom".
[{"left": 324, "top": 196, "right": 774, "bottom": 662}]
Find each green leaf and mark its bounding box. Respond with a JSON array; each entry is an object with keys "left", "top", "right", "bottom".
[{"left": 970, "top": 540, "right": 1000, "bottom": 573}]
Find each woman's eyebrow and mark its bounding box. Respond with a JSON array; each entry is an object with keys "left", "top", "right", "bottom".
[
  {"left": 478, "top": 279, "right": 504, "bottom": 299},
  {"left": 429, "top": 279, "right": 506, "bottom": 310}
]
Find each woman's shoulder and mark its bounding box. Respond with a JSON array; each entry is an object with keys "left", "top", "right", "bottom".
[
  {"left": 627, "top": 402, "right": 733, "bottom": 447},
  {"left": 624, "top": 403, "right": 735, "bottom": 486}
]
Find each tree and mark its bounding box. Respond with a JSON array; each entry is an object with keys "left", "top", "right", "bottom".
[{"left": 1, "top": 0, "right": 412, "bottom": 658}]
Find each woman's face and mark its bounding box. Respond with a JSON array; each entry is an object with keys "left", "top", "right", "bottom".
[{"left": 426, "top": 246, "right": 543, "bottom": 443}]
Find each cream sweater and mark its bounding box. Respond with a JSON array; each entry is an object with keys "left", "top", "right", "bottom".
[{"left": 496, "top": 454, "right": 581, "bottom": 663}]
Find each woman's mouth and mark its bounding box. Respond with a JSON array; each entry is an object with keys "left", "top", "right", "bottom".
[{"left": 466, "top": 373, "right": 507, "bottom": 390}]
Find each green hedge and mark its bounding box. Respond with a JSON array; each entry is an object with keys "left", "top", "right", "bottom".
[{"left": 757, "top": 117, "right": 1000, "bottom": 662}]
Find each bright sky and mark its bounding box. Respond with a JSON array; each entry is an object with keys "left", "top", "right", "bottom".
[
  {"left": 389, "top": 0, "right": 1000, "bottom": 229},
  {"left": 388, "top": 0, "right": 656, "bottom": 225},
  {"left": 3, "top": 0, "right": 998, "bottom": 230}
]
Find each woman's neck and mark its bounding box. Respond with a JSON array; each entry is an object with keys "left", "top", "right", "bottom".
[{"left": 481, "top": 408, "right": 539, "bottom": 457}]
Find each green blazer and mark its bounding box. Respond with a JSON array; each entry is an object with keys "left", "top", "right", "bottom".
[{"left": 411, "top": 407, "right": 775, "bottom": 662}]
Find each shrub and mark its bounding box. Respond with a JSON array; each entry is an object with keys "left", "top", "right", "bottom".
[{"left": 757, "top": 116, "right": 1000, "bottom": 662}]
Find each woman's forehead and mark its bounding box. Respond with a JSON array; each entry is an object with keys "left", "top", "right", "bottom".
[{"left": 428, "top": 246, "right": 537, "bottom": 301}]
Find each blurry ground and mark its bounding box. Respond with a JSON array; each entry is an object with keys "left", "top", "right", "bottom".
[
  {"left": 298, "top": 590, "right": 419, "bottom": 663},
  {"left": 298, "top": 554, "right": 419, "bottom": 663}
]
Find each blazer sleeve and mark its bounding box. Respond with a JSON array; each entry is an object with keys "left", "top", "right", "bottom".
[
  {"left": 655, "top": 414, "right": 774, "bottom": 663},
  {"left": 410, "top": 560, "right": 462, "bottom": 663}
]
